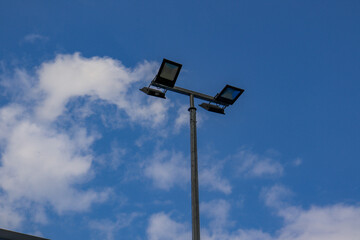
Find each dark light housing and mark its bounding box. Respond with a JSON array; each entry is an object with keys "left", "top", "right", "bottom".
[
  {"left": 153, "top": 59, "right": 182, "bottom": 88},
  {"left": 199, "top": 103, "right": 225, "bottom": 114},
  {"left": 215, "top": 85, "right": 244, "bottom": 105},
  {"left": 140, "top": 87, "right": 166, "bottom": 99}
]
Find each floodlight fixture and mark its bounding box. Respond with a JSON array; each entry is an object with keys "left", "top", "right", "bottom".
[
  {"left": 215, "top": 84, "right": 244, "bottom": 105},
  {"left": 153, "top": 58, "right": 182, "bottom": 88},
  {"left": 140, "top": 87, "right": 166, "bottom": 99},
  {"left": 199, "top": 103, "right": 225, "bottom": 114}
]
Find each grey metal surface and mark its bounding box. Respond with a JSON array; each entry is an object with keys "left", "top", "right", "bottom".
[
  {"left": 151, "top": 82, "right": 230, "bottom": 106},
  {"left": 140, "top": 87, "right": 166, "bottom": 99},
  {"left": 0, "top": 228, "right": 49, "bottom": 240},
  {"left": 199, "top": 103, "right": 225, "bottom": 114},
  {"left": 189, "top": 94, "right": 200, "bottom": 240}
]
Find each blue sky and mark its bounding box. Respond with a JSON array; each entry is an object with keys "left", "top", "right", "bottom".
[{"left": 0, "top": 1, "right": 359, "bottom": 239}]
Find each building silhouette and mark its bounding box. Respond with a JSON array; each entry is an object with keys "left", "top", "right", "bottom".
[{"left": 0, "top": 228, "right": 49, "bottom": 240}]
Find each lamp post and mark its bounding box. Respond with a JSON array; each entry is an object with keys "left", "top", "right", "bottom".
[{"left": 141, "top": 59, "right": 244, "bottom": 240}]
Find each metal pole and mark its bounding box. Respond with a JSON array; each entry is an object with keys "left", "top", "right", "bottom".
[{"left": 189, "top": 94, "right": 200, "bottom": 240}]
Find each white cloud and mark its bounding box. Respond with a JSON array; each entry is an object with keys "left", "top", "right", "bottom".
[
  {"left": 0, "top": 116, "right": 109, "bottom": 213},
  {"left": 293, "top": 158, "right": 302, "bottom": 166},
  {"left": 32, "top": 206, "right": 48, "bottom": 224},
  {"left": 235, "top": 149, "right": 283, "bottom": 177},
  {"left": 262, "top": 185, "right": 360, "bottom": 240},
  {"left": 0, "top": 104, "right": 24, "bottom": 141},
  {"left": 0, "top": 53, "right": 170, "bottom": 228},
  {"left": 201, "top": 199, "right": 232, "bottom": 230},
  {"left": 201, "top": 229, "right": 273, "bottom": 240},
  {"left": 146, "top": 209, "right": 272, "bottom": 240},
  {"left": 144, "top": 150, "right": 231, "bottom": 194},
  {"left": 147, "top": 190, "right": 360, "bottom": 240},
  {"left": 277, "top": 204, "right": 360, "bottom": 240},
  {"left": 0, "top": 196, "right": 24, "bottom": 229},
  {"left": 174, "top": 105, "right": 189, "bottom": 132},
  {"left": 23, "top": 34, "right": 48, "bottom": 43},
  {"left": 0, "top": 69, "right": 38, "bottom": 102},
  {"left": 146, "top": 206, "right": 360, "bottom": 240},
  {"left": 95, "top": 140, "right": 127, "bottom": 170},
  {"left": 200, "top": 166, "right": 232, "bottom": 194},
  {"left": 89, "top": 213, "right": 141, "bottom": 240},
  {"left": 144, "top": 150, "right": 189, "bottom": 190},
  {"left": 147, "top": 212, "right": 191, "bottom": 240},
  {"left": 174, "top": 104, "right": 205, "bottom": 133},
  {"left": 35, "top": 53, "right": 168, "bottom": 127},
  {"left": 261, "top": 184, "right": 293, "bottom": 209},
  {"left": 0, "top": 108, "right": 104, "bottom": 227}
]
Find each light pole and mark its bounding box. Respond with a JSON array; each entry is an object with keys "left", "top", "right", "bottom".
[{"left": 140, "top": 59, "right": 244, "bottom": 240}]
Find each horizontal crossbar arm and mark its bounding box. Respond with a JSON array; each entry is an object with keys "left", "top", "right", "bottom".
[{"left": 151, "top": 82, "right": 229, "bottom": 106}]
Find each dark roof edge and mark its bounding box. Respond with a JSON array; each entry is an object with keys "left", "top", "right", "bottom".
[{"left": 0, "top": 228, "right": 50, "bottom": 240}]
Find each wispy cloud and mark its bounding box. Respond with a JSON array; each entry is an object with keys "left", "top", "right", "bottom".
[
  {"left": 276, "top": 204, "right": 360, "bottom": 240},
  {"left": 200, "top": 165, "right": 232, "bottom": 194},
  {"left": 147, "top": 212, "right": 191, "bottom": 240},
  {"left": 0, "top": 195, "right": 24, "bottom": 229},
  {"left": 235, "top": 149, "right": 284, "bottom": 178},
  {"left": 201, "top": 199, "right": 233, "bottom": 230},
  {"left": 293, "top": 157, "right": 303, "bottom": 166},
  {"left": 23, "top": 34, "right": 48, "bottom": 43},
  {"left": 144, "top": 150, "right": 189, "bottom": 190},
  {"left": 174, "top": 105, "right": 189, "bottom": 132},
  {"left": 261, "top": 184, "right": 293, "bottom": 209},
  {"left": 146, "top": 199, "right": 273, "bottom": 240},
  {"left": 89, "top": 212, "right": 142, "bottom": 240},
  {"left": 173, "top": 104, "right": 205, "bottom": 133},
  {"left": 144, "top": 149, "right": 231, "bottom": 194},
  {"left": 262, "top": 184, "right": 360, "bottom": 240}
]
